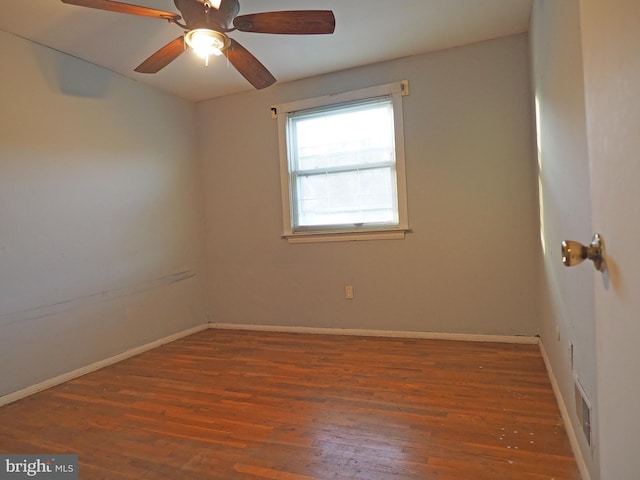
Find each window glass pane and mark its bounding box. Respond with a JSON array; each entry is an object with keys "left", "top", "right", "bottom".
[
  {"left": 296, "top": 167, "right": 397, "bottom": 227},
  {"left": 289, "top": 97, "right": 399, "bottom": 229},
  {"left": 291, "top": 98, "right": 395, "bottom": 171}
]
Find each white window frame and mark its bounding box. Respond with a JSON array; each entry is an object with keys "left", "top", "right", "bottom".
[{"left": 273, "top": 80, "right": 410, "bottom": 244}]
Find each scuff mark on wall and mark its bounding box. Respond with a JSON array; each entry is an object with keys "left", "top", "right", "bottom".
[{"left": 0, "top": 270, "right": 197, "bottom": 326}]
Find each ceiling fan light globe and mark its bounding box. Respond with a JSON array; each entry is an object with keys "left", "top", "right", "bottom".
[
  {"left": 193, "top": 46, "right": 223, "bottom": 59},
  {"left": 202, "top": 0, "right": 222, "bottom": 9},
  {"left": 185, "top": 29, "right": 228, "bottom": 59}
]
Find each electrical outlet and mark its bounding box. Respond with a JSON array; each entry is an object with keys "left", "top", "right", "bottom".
[
  {"left": 344, "top": 285, "right": 354, "bottom": 299},
  {"left": 569, "top": 342, "right": 574, "bottom": 369}
]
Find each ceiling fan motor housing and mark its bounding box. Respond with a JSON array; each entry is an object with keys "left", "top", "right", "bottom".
[{"left": 174, "top": 0, "right": 239, "bottom": 31}]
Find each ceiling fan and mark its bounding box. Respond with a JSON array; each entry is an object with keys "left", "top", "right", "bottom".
[{"left": 60, "top": 0, "right": 336, "bottom": 90}]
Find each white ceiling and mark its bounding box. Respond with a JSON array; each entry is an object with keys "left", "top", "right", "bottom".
[{"left": 0, "top": 0, "right": 532, "bottom": 102}]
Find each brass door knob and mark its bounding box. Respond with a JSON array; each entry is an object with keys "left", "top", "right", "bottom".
[{"left": 561, "top": 233, "right": 606, "bottom": 271}]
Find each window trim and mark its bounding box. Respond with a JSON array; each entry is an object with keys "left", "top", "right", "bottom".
[{"left": 273, "top": 80, "right": 410, "bottom": 243}]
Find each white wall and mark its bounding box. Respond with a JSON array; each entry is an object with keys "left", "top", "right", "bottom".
[
  {"left": 0, "top": 30, "right": 207, "bottom": 397},
  {"left": 198, "top": 34, "right": 540, "bottom": 336},
  {"left": 579, "top": 1, "right": 640, "bottom": 478},
  {"left": 529, "top": 1, "right": 598, "bottom": 477}
]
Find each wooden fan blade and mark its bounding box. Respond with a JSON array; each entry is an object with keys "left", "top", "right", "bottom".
[
  {"left": 223, "top": 39, "right": 276, "bottom": 90},
  {"left": 135, "top": 36, "right": 185, "bottom": 74},
  {"left": 61, "top": 0, "right": 180, "bottom": 21},
  {"left": 233, "top": 11, "right": 335, "bottom": 35}
]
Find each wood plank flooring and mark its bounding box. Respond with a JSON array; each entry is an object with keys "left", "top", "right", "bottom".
[{"left": 0, "top": 329, "right": 581, "bottom": 479}]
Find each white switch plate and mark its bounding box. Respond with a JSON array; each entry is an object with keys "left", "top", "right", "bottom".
[{"left": 345, "top": 285, "right": 354, "bottom": 299}]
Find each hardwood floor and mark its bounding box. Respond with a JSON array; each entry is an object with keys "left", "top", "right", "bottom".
[{"left": 0, "top": 329, "right": 581, "bottom": 479}]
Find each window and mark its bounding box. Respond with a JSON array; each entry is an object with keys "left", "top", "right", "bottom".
[{"left": 274, "top": 81, "right": 409, "bottom": 243}]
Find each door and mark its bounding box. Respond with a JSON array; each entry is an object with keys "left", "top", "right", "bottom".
[{"left": 580, "top": 1, "right": 640, "bottom": 478}]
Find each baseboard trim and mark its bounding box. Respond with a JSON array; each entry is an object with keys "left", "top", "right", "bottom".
[
  {"left": 0, "top": 323, "right": 209, "bottom": 407},
  {"left": 209, "top": 323, "right": 540, "bottom": 345},
  {"left": 539, "top": 340, "right": 591, "bottom": 480}
]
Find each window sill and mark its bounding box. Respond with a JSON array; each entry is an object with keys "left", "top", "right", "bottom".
[{"left": 282, "top": 228, "right": 411, "bottom": 244}]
